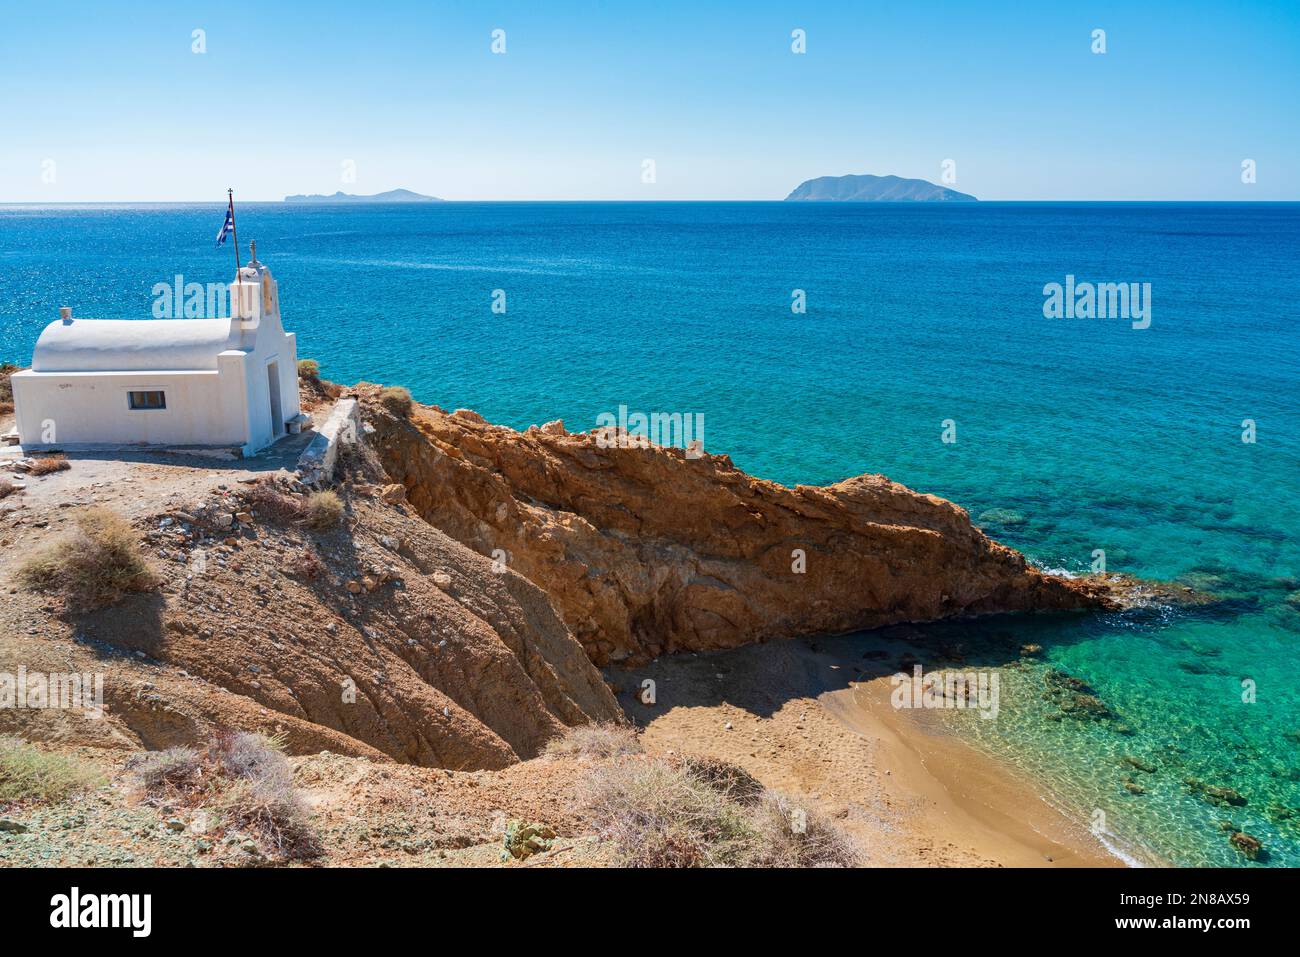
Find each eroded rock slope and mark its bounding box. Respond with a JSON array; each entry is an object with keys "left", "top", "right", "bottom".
[{"left": 361, "top": 387, "right": 1114, "bottom": 666}]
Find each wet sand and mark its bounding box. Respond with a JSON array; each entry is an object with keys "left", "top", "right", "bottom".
[
  {"left": 616, "top": 633, "right": 1120, "bottom": 867},
  {"left": 826, "top": 677, "right": 1117, "bottom": 866}
]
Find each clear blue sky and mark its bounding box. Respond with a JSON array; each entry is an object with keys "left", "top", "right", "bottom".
[{"left": 2, "top": 0, "right": 1296, "bottom": 201}]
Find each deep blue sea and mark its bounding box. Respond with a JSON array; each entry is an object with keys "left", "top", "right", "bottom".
[{"left": 2, "top": 201, "right": 1298, "bottom": 866}]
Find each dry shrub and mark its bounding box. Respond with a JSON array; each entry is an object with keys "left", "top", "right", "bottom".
[
  {"left": 128, "top": 732, "right": 321, "bottom": 861},
  {"left": 543, "top": 722, "right": 643, "bottom": 761},
  {"left": 578, "top": 755, "right": 862, "bottom": 868},
  {"left": 0, "top": 362, "right": 16, "bottom": 405},
  {"left": 379, "top": 386, "right": 413, "bottom": 417},
  {"left": 212, "top": 732, "right": 321, "bottom": 859},
  {"left": 18, "top": 507, "right": 158, "bottom": 610},
  {"left": 28, "top": 456, "right": 71, "bottom": 476},
  {"left": 128, "top": 746, "right": 205, "bottom": 803},
  {"left": 245, "top": 479, "right": 304, "bottom": 523},
  {"left": 746, "top": 790, "right": 861, "bottom": 868},
  {"left": 302, "top": 490, "right": 343, "bottom": 530},
  {"left": 579, "top": 758, "right": 756, "bottom": 868},
  {"left": 296, "top": 358, "right": 320, "bottom": 381},
  {"left": 680, "top": 756, "right": 766, "bottom": 807},
  {"left": 289, "top": 547, "right": 323, "bottom": 580},
  {"left": 211, "top": 729, "right": 287, "bottom": 780},
  {"left": 0, "top": 736, "right": 102, "bottom": 803},
  {"left": 0, "top": 478, "right": 18, "bottom": 500}
]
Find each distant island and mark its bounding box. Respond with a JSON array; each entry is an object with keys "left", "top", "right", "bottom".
[
  {"left": 283, "top": 188, "right": 443, "bottom": 204},
  {"left": 784, "top": 174, "right": 977, "bottom": 202}
]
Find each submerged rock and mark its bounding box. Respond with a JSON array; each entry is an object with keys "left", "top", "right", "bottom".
[
  {"left": 976, "top": 508, "right": 1027, "bottom": 527},
  {"left": 1122, "top": 755, "right": 1157, "bottom": 774},
  {"left": 1229, "top": 831, "right": 1263, "bottom": 861},
  {"left": 1185, "top": 778, "right": 1247, "bottom": 807},
  {"left": 1042, "top": 668, "right": 1118, "bottom": 722}
]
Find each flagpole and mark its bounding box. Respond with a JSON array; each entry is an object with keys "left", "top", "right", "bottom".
[{"left": 228, "top": 188, "right": 241, "bottom": 277}]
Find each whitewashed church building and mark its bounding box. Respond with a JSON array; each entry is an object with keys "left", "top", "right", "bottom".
[{"left": 11, "top": 249, "right": 302, "bottom": 456}]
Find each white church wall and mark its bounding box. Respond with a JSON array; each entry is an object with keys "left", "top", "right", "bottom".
[{"left": 12, "top": 369, "right": 247, "bottom": 449}]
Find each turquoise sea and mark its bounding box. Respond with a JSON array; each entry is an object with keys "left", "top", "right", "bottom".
[{"left": 2, "top": 201, "right": 1298, "bottom": 866}]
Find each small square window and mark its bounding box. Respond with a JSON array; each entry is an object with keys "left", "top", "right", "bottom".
[{"left": 128, "top": 390, "right": 166, "bottom": 410}]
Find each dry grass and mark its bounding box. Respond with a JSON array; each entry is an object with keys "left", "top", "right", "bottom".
[
  {"left": 0, "top": 736, "right": 102, "bottom": 804},
  {"left": 17, "top": 507, "right": 158, "bottom": 610},
  {"left": 578, "top": 758, "right": 757, "bottom": 867},
  {"left": 0, "top": 478, "right": 18, "bottom": 500},
  {"left": 543, "top": 722, "right": 643, "bottom": 760},
  {"left": 129, "top": 732, "right": 321, "bottom": 861},
  {"left": 578, "top": 755, "right": 861, "bottom": 868},
  {"left": 302, "top": 490, "right": 344, "bottom": 530},
  {"left": 28, "top": 456, "right": 71, "bottom": 476},
  {"left": 746, "top": 791, "right": 862, "bottom": 867},
  {"left": 379, "top": 386, "right": 413, "bottom": 417}
]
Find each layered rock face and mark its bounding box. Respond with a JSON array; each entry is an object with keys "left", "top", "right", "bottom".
[{"left": 361, "top": 387, "right": 1114, "bottom": 667}]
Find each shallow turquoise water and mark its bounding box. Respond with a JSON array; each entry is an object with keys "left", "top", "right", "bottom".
[{"left": 2, "top": 201, "right": 1297, "bottom": 865}]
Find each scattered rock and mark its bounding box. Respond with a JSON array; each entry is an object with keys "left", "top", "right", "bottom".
[{"left": 502, "top": 820, "right": 555, "bottom": 860}]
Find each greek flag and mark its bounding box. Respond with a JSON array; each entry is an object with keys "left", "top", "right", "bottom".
[{"left": 216, "top": 202, "right": 234, "bottom": 246}]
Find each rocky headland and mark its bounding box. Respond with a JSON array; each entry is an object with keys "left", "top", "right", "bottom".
[{"left": 0, "top": 377, "right": 1150, "bottom": 866}]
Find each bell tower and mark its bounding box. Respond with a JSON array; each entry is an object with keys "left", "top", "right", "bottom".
[{"left": 229, "top": 240, "right": 281, "bottom": 328}]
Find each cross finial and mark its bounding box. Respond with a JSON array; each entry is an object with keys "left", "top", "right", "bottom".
[{"left": 249, "top": 239, "right": 258, "bottom": 263}]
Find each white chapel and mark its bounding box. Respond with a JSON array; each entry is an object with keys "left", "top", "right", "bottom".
[{"left": 11, "top": 246, "right": 303, "bottom": 456}]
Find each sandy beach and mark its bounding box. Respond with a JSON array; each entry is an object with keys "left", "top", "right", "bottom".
[{"left": 617, "top": 633, "right": 1119, "bottom": 867}]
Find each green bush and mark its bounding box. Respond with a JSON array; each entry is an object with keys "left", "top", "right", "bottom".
[{"left": 297, "top": 358, "right": 320, "bottom": 380}]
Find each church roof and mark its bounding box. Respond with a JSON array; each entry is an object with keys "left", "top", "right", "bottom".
[{"left": 30, "top": 317, "right": 242, "bottom": 373}]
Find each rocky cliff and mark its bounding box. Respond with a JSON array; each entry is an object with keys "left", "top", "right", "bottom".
[{"left": 361, "top": 387, "right": 1114, "bottom": 667}]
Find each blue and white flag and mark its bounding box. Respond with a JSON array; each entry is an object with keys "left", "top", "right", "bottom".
[{"left": 216, "top": 202, "right": 234, "bottom": 246}]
